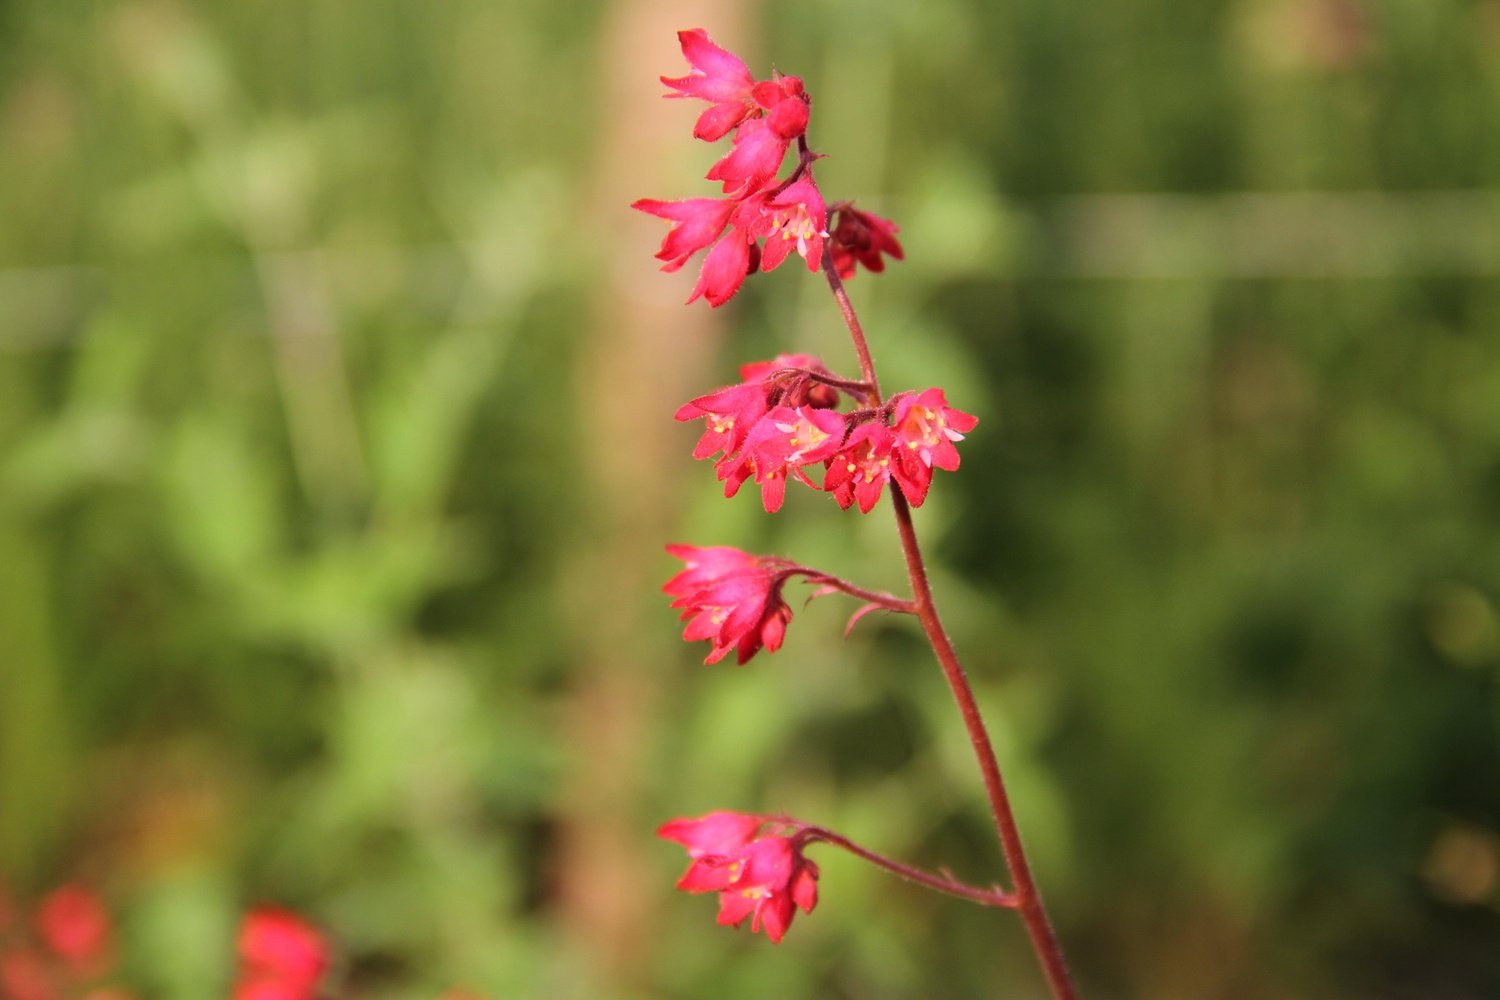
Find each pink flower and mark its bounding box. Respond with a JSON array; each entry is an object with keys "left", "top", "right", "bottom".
[
  {"left": 660, "top": 29, "right": 757, "bottom": 141},
  {"left": 754, "top": 76, "right": 810, "bottom": 138},
  {"left": 829, "top": 203, "right": 904, "bottom": 279},
  {"left": 824, "top": 421, "right": 896, "bottom": 513},
  {"left": 750, "top": 405, "right": 847, "bottom": 467},
  {"left": 753, "top": 178, "right": 828, "bottom": 274},
  {"left": 35, "top": 885, "right": 111, "bottom": 968},
  {"left": 658, "top": 811, "right": 764, "bottom": 872},
  {"left": 633, "top": 197, "right": 759, "bottom": 309},
  {"left": 664, "top": 545, "right": 792, "bottom": 664},
  {"left": 236, "top": 907, "right": 328, "bottom": 998},
  {"left": 674, "top": 382, "right": 770, "bottom": 460},
  {"left": 640, "top": 31, "right": 820, "bottom": 306},
  {"left": 712, "top": 835, "right": 819, "bottom": 943},
  {"left": 631, "top": 197, "right": 735, "bottom": 272},
  {"left": 888, "top": 389, "right": 978, "bottom": 506},
  {"left": 687, "top": 228, "right": 758, "bottom": 307},
  {"left": 658, "top": 815, "right": 819, "bottom": 944},
  {"left": 706, "top": 119, "right": 792, "bottom": 196},
  {"left": 662, "top": 544, "right": 762, "bottom": 597},
  {"left": 717, "top": 405, "right": 848, "bottom": 513}
]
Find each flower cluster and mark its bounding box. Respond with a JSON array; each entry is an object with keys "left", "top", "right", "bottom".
[
  {"left": 634, "top": 29, "right": 902, "bottom": 306},
  {"left": 663, "top": 544, "right": 793, "bottom": 665},
  {"left": 658, "top": 813, "right": 819, "bottom": 944},
  {"left": 643, "top": 29, "right": 997, "bottom": 955},
  {"left": 233, "top": 908, "right": 329, "bottom": 1000},
  {"left": 0, "top": 884, "right": 128, "bottom": 1000},
  {"left": 677, "top": 354, "right": 978, "bottom": 513}
]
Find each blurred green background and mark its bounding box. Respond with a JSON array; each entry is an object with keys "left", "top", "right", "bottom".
[{"left": 3, "top": 0, "right": 1500, "bottom": 997}]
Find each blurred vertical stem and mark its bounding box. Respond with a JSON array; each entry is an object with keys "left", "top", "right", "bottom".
[
  {"left": 0, "top": 375, "right": 71, "bottom": 876},
  {"left": 553, "top": 2, "right": 746, "bottom": 983},
  {"left": 821, "top": 250, "right": 1080, "bottom": 1000}
]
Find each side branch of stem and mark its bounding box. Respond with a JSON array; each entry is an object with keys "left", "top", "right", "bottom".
[
  {"left": 793, "top": 823, "right": 1015, "bottom": 909},
  {"left": 784, "top": 569, "right": 916, "bottom": 614}
]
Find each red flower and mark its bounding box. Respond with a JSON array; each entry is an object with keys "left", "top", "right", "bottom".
[
  {"left": 660, "top": 29, "right": 757, "bottom": 141},
  {"left": 658, "top": 814, "right": 819, "bottom": 944},
  {"left": 631, "top": 197, "right": 735, "bottom": 273},
  {"left": 687, "top": 228, "right": 758, "bottom": 307},
  {"left": 753, "top": 178, "right": 828, "bottom": 274},
  {"left": 674, "top": 382, "right": 771, "bottom": 460},
  {"left": 236, "top": 907, "right": 328, "bottom": 999},
  {"left": 662, "top": 544, "right": 762, "bottom": 597},
  {"left": 717, "top": 405, "right": 847, "bottom": 513},
  {"left": 664, "top": 545, "right": 792, "bottom": 664},
  {"left": 641, "top": 31, "right": 822, "bottom": 304},
  {"left": 750, "top": 405, "right": 847, "bottom": 468},
  {"left": 829, "top": 203, "right": 904, "bottom": 279},
  {"left": 824, "top": 421, "right": 896, "bottom": 513},
  {"left": 658, "top": 812, "right": 763, "bottom": 873},
  {"left": 888, "top": 389, "right": 978, "bottom": 506},
  {"left": 632, "top": 196, "right": 759, "bottom": 309},
  {"left": 35, "top": 885, "right": 111, "bottom": 968},
  {"left": 706, "top": 119, "right": 792, "bottom": 196}
]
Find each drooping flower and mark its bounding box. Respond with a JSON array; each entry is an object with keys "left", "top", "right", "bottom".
[
  {"left": 658, "top": 812, "right": 765, "bottom": 883},
  {"left": 658, "top": 814, "right": 819, "bottom": 944},
  {"left": 888, "top": 389, "right": 978, "bottom": 506},
  {"left": 631, "top": 197, "right": 736, "bottom": 272},
  {"left": 662, "top": 545, "right": 763, "bottom": 598},
  {"left": 712, "top": 835, "right": 819, "bottom": 943},
  {"left": 706, "top": 119, "right": 793, "bottom": 196},
  {"left": 660, "top": 29, "right": 757, "bottom": 141},
  {"left": 687, "top": 227, "right": 759, "bottom": 307},
  {"left": 236, "top": 907, "right": 328, "bottom": 999},
  {"left": 717, "top": 405, "right": 848, "bottom": 512},
  {"left": 631, "top": 195, "right": 761, "bottom": 309},
  {"left": 824, "top": 421, "right": 896, "bottom": 513},
  {"left": 673, "top": 382, "right": 771, "bottom": 460},
  {"left": 641, "top": 30, "right": 823, "bottom": 305},
  {"left": 753, "top": 177, "right": 829, "bottom": 274},
  {"left": 829, "top": 203, "right": 904, "bottom": 279},
  {"left": 664, "top": 545, "right": 792, "bottom": 664}
]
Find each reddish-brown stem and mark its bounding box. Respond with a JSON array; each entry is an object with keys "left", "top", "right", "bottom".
[
  {"left": 789, "top": 822, "right": 1015, "bottom": 909},
  {"left": 820, "top": 250, "right": 1080, "bottom": 1000},
  {"left": 766, "top": 366, "right": 874, "bottom": 400},
  {"left": 777, "top": 568, "right": 917, "bottom": 615},
  {"left": 822, "top": 252, "right": 882, "bottom": 401}
]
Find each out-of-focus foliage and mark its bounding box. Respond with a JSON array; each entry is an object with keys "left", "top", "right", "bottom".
[{"left": 2, "top": 0, "right": 1499, "bottom": 998}]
